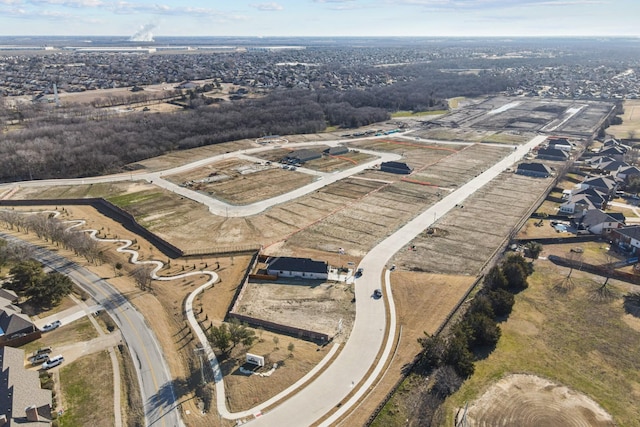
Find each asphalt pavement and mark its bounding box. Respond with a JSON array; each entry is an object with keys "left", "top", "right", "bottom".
[{"left": 0, "top": 233, "right": 183, "bottom": 427}]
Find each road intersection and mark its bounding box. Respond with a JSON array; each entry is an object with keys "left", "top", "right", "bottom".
[{"left": 1, "top": 132, "right": 546, "bottom": 426}]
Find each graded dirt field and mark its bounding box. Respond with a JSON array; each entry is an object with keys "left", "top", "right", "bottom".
[
  {"left": 464, "top": 374, "right": 615, "bottom": 427},
  {"left": 234, "top": 278, "right": 355, "bottom": 337},
  {"left": 163, "top": 158, "right": 315, "bottom": 205},
  {"left": 394, "top": 172, "right": 553, "bottom": 274}
]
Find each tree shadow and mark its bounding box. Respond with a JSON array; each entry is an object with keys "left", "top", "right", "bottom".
[{"left": 623, "top": 292, "right": 640, "bottom": 318}]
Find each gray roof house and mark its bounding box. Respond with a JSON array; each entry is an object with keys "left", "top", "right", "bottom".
[
  {"left": 380, "top": 161, "right": 413, "bottom": 175},
  {"left": 0, "top": 346, "right": 52, "bottom": 425},
  {"left": 516, "top": 162, "right": 552, "bottom": 178},
  {"left": 283, "top": 149, "right": 322, "bottom": 165},
  {"left": 617, "top": 166, "right": 640, "bottom": 182},
  {"left": 536, "top": 147, "right": 570, "bottom": 161},
  {"left": 266, "top": 257, "right": 329, "bottom": 280},
  {"left": 613, "top": 226, "right": 640, "bottom": 253},
  {"left": 578, "top": 175, "right": 617, "bottom": 195},
  {"left": 0, "top": 307, "right": 39, "bottom": 347},
  {"left": 324, "top": 146, "right": 349, "bottom": 156},
  {"left": 547, "top": 137, "right": 573, "bottom": 151},
  {"left": 575, "top": 209, "right": 625, "bottom": 235}
]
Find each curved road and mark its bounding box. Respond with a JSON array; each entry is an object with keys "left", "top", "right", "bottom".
[
  {"left": 0, "top": 233, "right": 183, "bottom": 427},
  {"left": 247, "top": 134, "right": 547, "bottom": 426},
  {"left": 1, "top": 132, "right": 546, "bottom": 426}
]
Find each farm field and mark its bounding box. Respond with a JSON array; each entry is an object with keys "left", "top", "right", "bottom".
[
  {"left": 440, "top": 261, "right": 640, "bottom": 427},
  {"left": 393, "top": 172, "right": 553, "bottom": 275}
]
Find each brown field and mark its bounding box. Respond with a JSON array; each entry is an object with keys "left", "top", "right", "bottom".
[
  {"left": 394, "top": 172, "right": 553, "bottom": 275},
  {"left": 411, "top": 128, "right": 534, "bottom": 144},
  {"left": 163, "top": 158, "right": 316, "bottom": 205},
  {"left": 305, "top": 151, "right": 378, "bottom": 172},
  {"left": 234, "top": 278, "right": 355, "bottom": 337},
  {"left": 608, "top": 99, "right": 640, "bottom": 139}
]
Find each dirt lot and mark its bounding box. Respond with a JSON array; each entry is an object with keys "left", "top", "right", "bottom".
[
  {"left": 394, "top": 172, "right": 553, "bottom": 274},
  {"left": 464, "top": 374, "right": 615, "bottom": 426},
  {"left": 234, "top": 278, "right": 355, "bottom": 337},
  {"left": 163, "top": 158, "right": 315, "bottom": 205}
]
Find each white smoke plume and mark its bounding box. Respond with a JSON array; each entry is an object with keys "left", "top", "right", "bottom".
[{"left": 129, "top": 23, "right": 156, "bottom": 42}]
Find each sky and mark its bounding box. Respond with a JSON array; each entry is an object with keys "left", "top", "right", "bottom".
[{"left": 0, "top": 0, "right": 639, "bottom": 38}]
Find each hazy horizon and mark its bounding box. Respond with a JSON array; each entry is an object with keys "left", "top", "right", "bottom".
[{"left": 1, "top": 1, "right": 638, "bottom": 39}]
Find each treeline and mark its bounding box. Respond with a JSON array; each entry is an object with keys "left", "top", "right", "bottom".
[
  {"left": 407, "top": 254, "right": 533, "bottom": 425},
  {"left": 0, "top": 71, "right": 510, "bottom": 182},
  {"left": 0, "top": 210, "right": 101, "bottom": 264}
]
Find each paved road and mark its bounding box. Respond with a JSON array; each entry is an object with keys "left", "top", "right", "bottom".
[
  {"left": 0, "top": 233, "right": 183, "bottom": 427},
  {"left": 0, "top": 137, "right": 403, "bottom": 217},
  {"left": 247, "top": 134, "right": 547, "bottom": 426}
]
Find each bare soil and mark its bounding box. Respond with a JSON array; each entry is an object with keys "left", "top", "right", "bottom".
[
  {"left": 163, "top": 158, "right": 315, "bottom": 205},
  {"left": 394, "top": 172, "right": 553, "bottom": 274},
  {"left": 464, "top": 374, "right": 615, "bottom": 426},
  {"left": 234, "top": 278, "right": 355, "bottom": 337}
]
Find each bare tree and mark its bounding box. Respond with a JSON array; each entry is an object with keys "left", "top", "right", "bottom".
[{"left": 131, "top": 264, "right": 155, "bottom": 291}]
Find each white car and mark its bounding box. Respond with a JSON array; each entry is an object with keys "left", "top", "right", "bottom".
[
  {"left": 42, "top": 354, "right": 64, "bottom": 370},
  {"left": 41, "top": 320, "right": 61, "bottom": 332}
]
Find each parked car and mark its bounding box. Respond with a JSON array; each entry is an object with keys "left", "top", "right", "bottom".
[
  {"left": 41, "top": 320, "right": 61, "bottom": 332},
  {"left": 373, "top": 288, "right": 382, "bottom": 299},
  {"left": 355, "top": 268, "right": 364, "bottom": 278},
  {"left": 34, "top": 346, "right": 52, "bottom": 355},
  {"left": 42, "top": 355, "right": 64, "bottom": 370},
  {"left": 29, "top": 353, "right": 50, "bottom": 365}
]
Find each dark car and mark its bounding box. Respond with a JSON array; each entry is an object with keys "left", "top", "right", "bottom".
[{"left": 373, "top": 289, "right": 382, "bottom": 299}]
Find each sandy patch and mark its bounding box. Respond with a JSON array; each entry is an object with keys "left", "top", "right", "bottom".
[{"left": 464, "top": 374, "right": 615, "bottom": 426}]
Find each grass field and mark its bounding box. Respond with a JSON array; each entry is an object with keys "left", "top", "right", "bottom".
[
  {"left": 608, "top": 99, "right": 640, "bottom": 140},
  {"left": 440, "top": 261, "right": 640, "bottom": 426},
  {"left": 59, "top": 350, "right": 114, "bottom": 427}
]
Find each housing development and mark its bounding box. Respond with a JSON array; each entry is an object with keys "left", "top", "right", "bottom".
[{"left": 1, "top": 36, "right": 640, "bottom": 427}]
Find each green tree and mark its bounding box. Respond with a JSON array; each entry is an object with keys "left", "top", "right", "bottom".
[
  {"left": 417, "top": 333, "right": 447, "bottom": 372},
  {"left": 8, "top": 260, "right": 45, "bottom": 294},
  {"left": 209, "top": 323, "right": 232, "bottom": 357},
  {"left": 524, "top": 241, "right": 543, "bottom": 259},
  {"left": 26, "top": 272, "right": 73, "bottom": 306},
  {"left": 465, "top": 312, "right": 501, "bottom": 348},
  {"left": 228, "top": 318, "right": 257, "bottom": 350},
  {"left": 444, "top": 335, "right": 475, "bottom": 378},
  {"left": 487, "top": 288, "right": 515, "bottom": 317},
  {"left": 502, "top": 254, "right": 532, "bottom": 291},
  {"left": 484, "top": 265, "right": 508, "bottom": 290}
]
